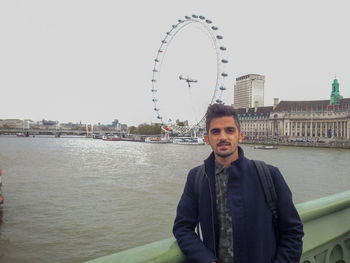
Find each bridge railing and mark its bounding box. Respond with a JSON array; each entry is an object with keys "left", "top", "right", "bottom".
[{"left": 84, "top": 190, "right": 350, "bottom": 263}]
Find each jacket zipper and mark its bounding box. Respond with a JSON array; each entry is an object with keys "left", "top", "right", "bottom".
[{"left": 204, "top": 171, "right": 217, "bottom": 257}]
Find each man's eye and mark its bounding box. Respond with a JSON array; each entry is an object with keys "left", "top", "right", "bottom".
[
  {"left": 211, "top": 129, "right": 220, "bottom": 134},
  {"left": 226, "top": 128, "right": 235, "bottom": 133}
]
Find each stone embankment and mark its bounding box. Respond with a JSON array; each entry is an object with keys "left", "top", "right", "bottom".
[{"left": 242, "top": 140, "right": 350, "bottom": 149}]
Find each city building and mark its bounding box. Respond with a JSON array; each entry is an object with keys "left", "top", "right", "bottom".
[
  {"left": 234, "top": 74, "right": 265, "bottom": 108},
  {"left": 30, "top": 120, "right": 59, "bottom": 130},
  {"left": 0, "top": 119, "right": 31, "bottom": 129},
  {"left": 235, "top": 106, "right": 273, "bottom": 139},
  {"left": 112, "top": 119, "right": 119, "bottom": 127},
  {"left": 236, "top": 78, "right": 350, "bottom": 141},
  {"left": 59, "top": 122, "right": 85, "bottom": 130}
]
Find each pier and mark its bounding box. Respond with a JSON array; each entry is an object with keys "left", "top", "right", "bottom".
[{"left": 84, "top": 190, "right": 350, "bottom": 263}]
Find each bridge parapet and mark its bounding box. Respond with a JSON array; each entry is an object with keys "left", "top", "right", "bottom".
[
  {"left": 299, "top": 190, "right": 350, "bottom": 263},
  {"left": 83, "top": 190, "right": 350, "bottom": 263}
]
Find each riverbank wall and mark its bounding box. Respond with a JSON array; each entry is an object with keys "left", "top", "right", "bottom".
[{"left": 242, "top": 140, "right": 350, "bottom": 149}]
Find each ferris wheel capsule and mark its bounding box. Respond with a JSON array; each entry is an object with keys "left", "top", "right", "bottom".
[
  {"left": 221, "top": 59, "right": 228, "bottom": 63},
  {"left": 211, "top": 26, "right": 218, "bottom": 30},
  {"left": 221, "top": 73, "right": 228, "bottom": 77},
  {"left": 216, "top": 35, "right": 223, "bottom": 40},
  {"left": 220, "top": 46, "right": 227, "bottom": 51},
  {"left": 206, "top": 20, "right": 212, "bottom": 24},
  {"left": 185, "top": 16, "right": 191, "bottom": 19},
  {"left": 199, "top": 16, "right": 205, "bottom": 20},
  {"left": 192, "top": 14, "right": 198, "bottom": 18},
  {"left": 216, "top": 99, "right": 223, "bottom": 103},
  {"left": 219, "top": 86, "right": 226, "bottom": 91}
]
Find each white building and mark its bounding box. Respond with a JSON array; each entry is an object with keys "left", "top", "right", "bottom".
[{"left": 234, "top": 74, "right": 265, "bottom": 108}]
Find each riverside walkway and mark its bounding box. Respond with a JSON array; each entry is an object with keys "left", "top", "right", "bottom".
[{"left": 84, "top": 190, "right": 350, "bottom": 263}]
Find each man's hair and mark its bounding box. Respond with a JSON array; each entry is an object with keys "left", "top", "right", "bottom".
[{"left": 205, "top": 103, "right": 241, "bottom": 132}]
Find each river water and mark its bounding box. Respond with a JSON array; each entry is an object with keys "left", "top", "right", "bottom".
[{"left": 0, "top": 136, "right": 349, "bottom": 263}]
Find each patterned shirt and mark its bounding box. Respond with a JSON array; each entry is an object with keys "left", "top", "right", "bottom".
[{"left": 215, "top": 160, "right": 234, "bottom": 263}]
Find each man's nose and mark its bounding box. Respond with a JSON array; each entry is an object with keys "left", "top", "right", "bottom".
[{"left": 218, "top": 131, "right": 228, "bottom": 140}]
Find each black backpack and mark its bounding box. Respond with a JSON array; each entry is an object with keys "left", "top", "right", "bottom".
[{"left": 194, "top": 160, "right": 278, "bottom": 237}]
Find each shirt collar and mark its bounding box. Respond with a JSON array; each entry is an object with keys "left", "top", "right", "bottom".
[{"left": 215, "top": 159, "right": 226, "bottom": 175}]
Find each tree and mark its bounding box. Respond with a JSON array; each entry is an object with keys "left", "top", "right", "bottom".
[
  {"left": 129, "top": 126, "right": 137, "bottom": 134},
  {"left": 137, "top": 123, "right": 161, "bottom": 135}
]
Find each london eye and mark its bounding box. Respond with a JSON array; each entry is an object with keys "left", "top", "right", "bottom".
[{"left": 151, "top": 14, "right": 229, "bottom": 134}]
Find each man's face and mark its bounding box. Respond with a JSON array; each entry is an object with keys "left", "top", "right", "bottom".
[{"left": 205, "top": 116, "right": 243, "bottom": 161}]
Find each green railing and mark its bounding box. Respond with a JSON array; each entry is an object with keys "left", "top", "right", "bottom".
[{"left": 84, "top": 190, "right": 350, "bottom": 263}]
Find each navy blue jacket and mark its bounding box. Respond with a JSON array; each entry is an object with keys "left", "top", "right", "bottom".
[{"left": 173, "top": 147, "right": 303, "bottom": 263}]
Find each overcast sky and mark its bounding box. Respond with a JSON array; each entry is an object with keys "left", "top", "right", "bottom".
[{"left": 1, "top": 0, "right": 349, "bottom": 126}]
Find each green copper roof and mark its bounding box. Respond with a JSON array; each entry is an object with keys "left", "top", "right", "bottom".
[{"left": 330, "top": 77, "right": 343, "bottom": 105}]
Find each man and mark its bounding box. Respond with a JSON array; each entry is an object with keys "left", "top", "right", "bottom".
[{"left": 173, "top": 104, "right": 303, "bottom": 263}]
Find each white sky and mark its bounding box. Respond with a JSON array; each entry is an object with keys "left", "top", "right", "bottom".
[{"left": 1, "top": 0, "right": 349, "bottom": 126}]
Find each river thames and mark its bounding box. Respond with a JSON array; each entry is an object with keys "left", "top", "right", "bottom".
[{"left": 0, "top": 136, "right": 349, "bottom": 263}]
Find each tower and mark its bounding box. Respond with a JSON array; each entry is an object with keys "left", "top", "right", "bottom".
[
  {"left": 330, "top": 77, "right": 343, "bottom": 105},
  {"left": 234, "top": 74, "right": 265, "bottom": 108}
]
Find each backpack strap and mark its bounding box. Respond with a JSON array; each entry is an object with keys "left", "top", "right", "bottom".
[
  {"left": 253, "top": 160, "right": 279, "bottom": 230},
  {"left": 194, "top": 164, "right": 205, "bottom": 239}
]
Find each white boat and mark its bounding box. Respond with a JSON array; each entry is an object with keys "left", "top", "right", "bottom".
[
  {"left": 145, "top": 137, "right": 171, "bottom": 143},
  {"left": 254, "top": 145, "right": 278, "bottom": 150},
  {"left": 172, "top": 137, "right": 205, "bottom": 145}
]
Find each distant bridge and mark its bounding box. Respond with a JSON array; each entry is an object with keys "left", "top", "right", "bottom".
[{"left": 0, "top": 129, "right": 124, "bottom": 136}]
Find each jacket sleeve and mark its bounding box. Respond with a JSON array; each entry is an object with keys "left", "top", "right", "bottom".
[
  {"left": 173, "top": 168, "right": 218, "bottom": 263},
  {"left": 271, "top": 166, "right": 304, "bottom": 263}
]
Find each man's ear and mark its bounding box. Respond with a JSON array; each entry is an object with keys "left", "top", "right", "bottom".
[
  {"left": 204, "top": 134, "right": 209, "bottom": 144},
  {"left": 239, "top": 132, "right": 244, "bottom": 143}
]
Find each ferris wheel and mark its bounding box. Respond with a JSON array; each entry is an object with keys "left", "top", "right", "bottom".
[{"left": 151, "top": 14, "right": 229, "bottom": 134}]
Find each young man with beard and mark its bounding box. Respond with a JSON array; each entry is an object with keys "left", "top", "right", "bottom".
[{"left": 173, "top": 104, "right": 303, "bottom": 263}]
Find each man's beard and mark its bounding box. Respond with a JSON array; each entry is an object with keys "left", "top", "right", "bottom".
[
  {"left": 216, "top": 150, "right": 234, "bottom": 158},
  {"left": 216, "top": 141, "right": 234, "bottom": 158}
]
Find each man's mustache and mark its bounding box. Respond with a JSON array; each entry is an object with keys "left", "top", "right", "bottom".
[{"left": 217, "top": 141, "right": 231, "bottom": 146}]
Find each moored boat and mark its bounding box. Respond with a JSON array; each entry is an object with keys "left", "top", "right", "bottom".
[
  {"left": 102, "top": 135, "right": 121, "bottom": 141},
  {"left": 145, "top": 137, "right": 171, "bottom": 143},
  {"left": 172, "top": 137, "right": 205, "bottom": 145},
  {"left": 254, "top": 145, "right": 278, "bottom": 150}
]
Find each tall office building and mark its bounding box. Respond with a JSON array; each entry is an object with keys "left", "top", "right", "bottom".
[{"left": 234, "top": 74, "right": 265, "bottom": 108}]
